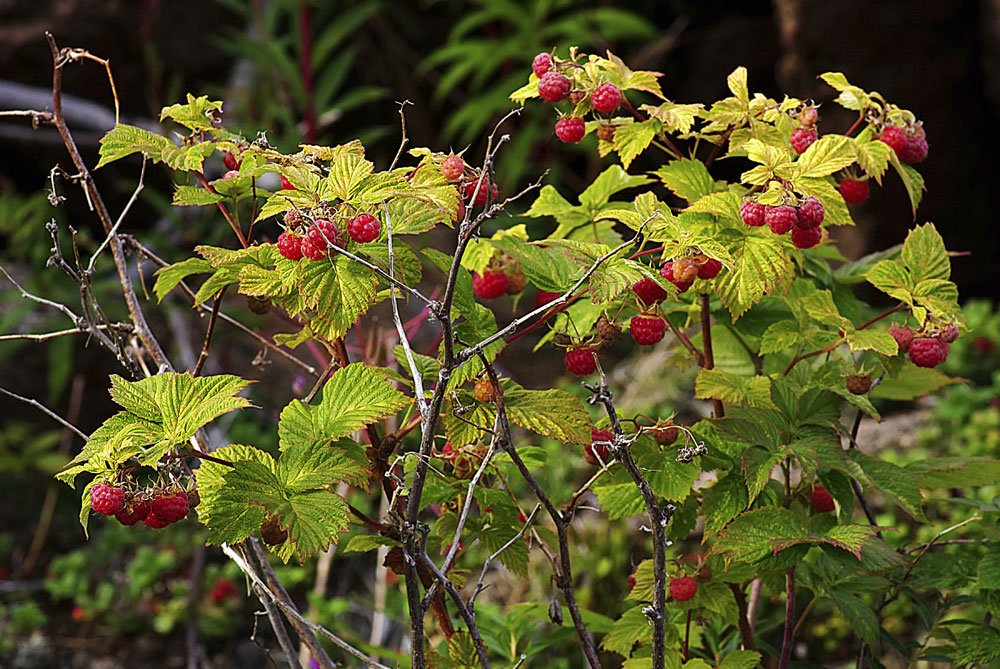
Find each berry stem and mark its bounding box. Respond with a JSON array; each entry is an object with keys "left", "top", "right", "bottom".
[
  {"left": 195, "top": 172, "right": 248, "bottom": 248},
  {"left": 782, "top": 303, "right": 905, "bottom": 376},
  {"left": 777, "top": 568, "right": 797, "bottom": 669},
  {"left": 700, "top": 294, "right": 724, "bottom": 418},
  {"left": 843, "top": 113, "right": 865, "bottom": 138},
  {"left": 664, "top": 317, "right": 704, "bottom": 366},
  {"left": 628, "top": 245, "right": 665, "bottom": 261}
]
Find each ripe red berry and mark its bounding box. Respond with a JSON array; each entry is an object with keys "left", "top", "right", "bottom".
[
  {"left": 839, "top": 178, "right": 870, "bottom": 205},
  {"left": 628, "top": 568, "right": 637, "bottom": 590},
  {"left": 632, "top": 277, "right": 668, "bottom": 305},
  {"left": 538, "top": 72, "right": 571, "bottom": 102},
  {"left": 878, "top": 125, "right": 907, "bottom": 154},
  {"left": 790, "top": 127, "right": 818, "bottom": 154},
  {"left": 791, "top": 225, "right": 823, "bottom": 249},
  {"left": 517, "top": 512, "right": 527, "bottom": 524},
  {"left": 591, "top": 83, "right": 622, "bottom": 113},
  {"left": 348, "top": 213, "right": 381, "bottom": 243},
  {"left": 765, "top": 205, "right": 798, "bottom": 234},
  {"left": 630, "top": 315, "right": 667, "bottom": 346},
  {"left": 277, "top": 232, "right": 303, "bottom": 260},
  {"left": 115, "top": 501, "right": 150, "bottom": 526},
  {"left": 660, "top": 262, "right": 692, "bottom": 293},
  {"left": 279, "top": 175, "right": 294, "bottom": 190},
  {"left": 797, "top": 197, "right": 825, "bottom": 228},
  {"left": 555, "top": 117, "right": 586, "bottom": 143},
  {"left": 697, "top": 258, "right": 723, "bottom": 280},
  {"left": 564, "top": 348, "right": 598, "bottom": 376},
  {"left": 223, "top": 152, "right": 241, "bottom": 171},
  {"left": 899, "top": 126, "right": 928, "bottom": 164},
  {"left": 973, "top": 336, "right": 995, "bottom": 355},
  {"left": 939, "top": 325, "right": 960, "bottom": 343},
  {"left": 585, "top": 428, "right": 614, "bottom": 466},
  {"left": 532, "top": 53, "right": 552, "bottom": 78},
  {"left": 144, "top": 512, "right": 171, "bottom": 529},
  {"left": 810, "top": 486, "right": 835, "bottom": 513},
  {"left": 889, "top": 325, "right": 914, "bottom": 352},
  {"left": 909, "top": 337, "right": 949, "bottom": 368},
  {"left": 535, "top": 290, "right": 561, "bottom": 308},
  {"left": 441, "top": 155, "right": 465, "bottom": 181},
  {"left": 306, "top": 219, "right": 339, "bottom": 254},
  {"left": 211, "top": 578, "right": 239, "bottom": 605},
  {"left": 669, "top": 575, "right": 698, "bottom": 602},
  {"left": 299, "top": 237, "right": 326, "bottom": 261},
  {"left": 740, "top": 199, "right": 766, "bottom": 227},
  {"left": 152, "top": 491, "right": 190, "bottom": 524},
  {"left": 464, "top": 180, "right": 499, "bottom": 207},
  {"left": 90, "top": 483, "right": 125, "bottom": 515},
  {"left": 472, "top": 271, "right": 509, "bottom": 299}
]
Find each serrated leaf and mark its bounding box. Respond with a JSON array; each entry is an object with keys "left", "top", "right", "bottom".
[
  {"left": 794, "top": 135, "right": 856, "bottom": 178},
  {"left": 197, "top": 444, "right": 273, "bottom": 545},
  {"left": 854, "top": 134, "right": 892, "bottom": 183},
  {"left": 901, "top": 223, "right": 949, "bottom": 282},
  {"left": 341, "top": 534, "right": 401, "bottom": 554},
  {"left": 889, "top": 153, "right": 925, "bottom": 215},
  {"left": 172, "top": 185, "right": 225, "bottom": 206},
  {"left": 702, "top": 473, "right": 749, "bottom": 536},
  {"left": 159, "top": 94, "right": 223, "bottom": 131},
  {"left": 848, "top": 450, "right": 925, "bottom": 521},
  {"left": 153, "top": 258, "right": 212, "bottom": 302},
  {"left": 906, "top": 457, "right": 1000, "bottom": 488},
  {"left": 612, "top": 120, "right": 659, "bottom": 169},
  {"left": 592, "top": 481, "right": 645, "bottom": 520},
  {"left": 695, "top": 369, "right": 775, "bottom": 409},
  {"left": 601, "top": 606, "right": 653, "bottom": 657},
  {"left": 727, "top": 67, "right": 750, "bottom": 105},
  {"left": 652, "top": 158, "right": 715, "bottom": 203},
  {"left": 871, "top": 364, "right": 956, "bottom": 400},
  {"left": 503, "top": 384, "right": 590, "bottom": 445},
  {"left": 829, "top": 591, "right": 880, "bottom": 647},
  {"left": 845, "top": 329, "right": 898, "bottom": 355},
  {"left": 719, "top": 651, "right": 763, "bottom": 669},
  {"left": 578, "top": 165, "right": 651, "bottom": 209},
  {"left": 866, "top": 259, "right": 912, "bottom": 303},
  {"left": 326, "top": 153, "right": 375, "bottom": 201},
  {"left": 96, "top": 124, "right": 172, "bottom": 168},
  {"left": 713, "top": 228, "right": 795, "bottom": 319}
]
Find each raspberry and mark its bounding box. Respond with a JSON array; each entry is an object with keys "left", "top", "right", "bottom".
[
  {"left": 596, "top": 124, "right": 617, "bottom": 142},
  {"left": 535, "top": 290, "right": 561, "bottom": 308},
  {"left": 506, "top": 271, "right": 527, "bottom": 295},
  {"left": 628, "top": 568, "right": 637, "bottom": 590},
  {"left": 464, "top": 180, "right": 499, "bottom": 207},
  {"left": 673, "top": 257, "right": 700, "bottom": 284},
  {"left": 222, "top": 169, "right": 240, "bottom": 180},
  {"left": 261, "top": 515, "right": 288, "bottom": 546},
  {"left": 697, "top": 258, "right": 723, "bottom": 280},
  {"left": 90, "top": 483, "right": 125, "bottom": 515},
  {"left": 223, "top": 152, "right": 240, "bottom": 171},
  {"left": 280, "top": 175, "right": 294, "bottom": 190},
  {"left": 532, "top": 53, "right": 552, "bottom": 78},
  {"left": 283, "top": 209, "right": 302, "bottom": 228},
  {"left": 473, "top": 377, "right": 501, "bottom": 403},
  {"left": 669, "top": 576, "right": 698, "bottom": 602},
  {"left": 441, "top": 442, "right": 454, "bottom": 458},
  {"left": 441, "top": 155, "right": 464, "bottom": 181},
  {"left": 564, "top": 348, "right": 598, "bottom": 376},
  {"left": 899, "top": 126, "right": 928, "bottom": 164},
  {"left": 347, "top": 213, "right": 380, "bottom": 243},
  {"left": 277, "top": 232, "right": 303, "bottom": 260},
  {"left": 839, "top": 178, "right": 870, "bottom": 205},
  {"left": 306, "top": 219, "right": 339, "bottom": 255},
  {"left": 791, "top": 225, "right": 822, "bottom": 249},
  {"left": 144, "top": 513, "right": 171, "bottom": 529},
  {"left": 152, "top": 491, "right": 190, "bottom": 523},
  {"left": 299, "top": 237, "right": 327, "bottom": 261},
  {"left": 878, "top": 125, "right": 907, "bottom": 154},
  {"left": 472, "top": 271, "right": 509, "bottom": 299},
  {"left": 810, "top": 486, "right": 835, "bottom": 513},
  {"left": 247, "top": 296, "right": 271, "bottom": 315},
  {"left": 909, "top": 337, "right": 949, "bottom": 368},
  {"left": 115, "top": 500, "right": 150, "bottom": 526},
  {"left": 555, "top": 117, "right": 586, "bottom": 143},
  {"left": 652, "top": 423, "right": 679, "bottom": 446},
  {"left": 585, "top": 428, "right": 613, "bottom": 466},
  {"left": 630, "top": 315, "right": 666, "bottom": 346},
  {"left": 660, "top": 262, "right": 692, "bottom": 293},
  {"left": 591, "top": 83, "right": 622, "bottom": 113},
  {"left": 790, "top": 127, "right": 818, "bottom": 154},
  {"left": 740, "top": 199, "right": 766, "bottom": 227},
  {"left": 889, "top": 325, "right": 914, "bottom": 352},
  {"left": 596, "top": 315, "right": 622, "bottom": 342},
  {"left": 845, "top": 374, "right": 872, "bottom": 395},
  {"left": 517, "top": 512, "right": 527, "bottom": 524},
  {"left": 939, "top": 325, "right": 960, "bottom": 343},
  {"left": 765, "top": 205, "right": 798, "bottom": 234},
  {"left": 797, "top": 197, "right": 825, "bottom": 228},
  {"left": 454, "top": 198, "right": 466, "bottom": 222},
  {"left": 210, "top": 578, "right": 238, "bottom": 605},
  {"left": 798, "top": 107, "right": 819, "bottom": 126},
  {"left": 632, "top": 277, "right": 668, "bottom": 305},
  {"left": 538, "top": 72, "right": 571, "bottom": 102}
]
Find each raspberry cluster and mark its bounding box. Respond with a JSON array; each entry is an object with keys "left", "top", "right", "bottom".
[
  {"left": 889, "top": 323, "right": 958, "bottom": 368},
  {"left": 471, "top": 252, "right": 527, "bottom": 300},
  {"left": 879, "top": 122, "right": 928, "bottom": 164},
  {"left": 529, "top": 51, "right": 624, "bottom": 144},
  {"left": 436, "top": 441, "right": 488, "bottom": 480},
  {"left": 90, "top": 482, "right": 191, "bottom": 529},
  {"left": 740, "top": 196, "right": 825, "bottom": 249},
  {"left": 277, "top": 208, "right": 382, "bottom": 262}
]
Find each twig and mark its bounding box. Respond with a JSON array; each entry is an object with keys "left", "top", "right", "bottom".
[
  {"left": 469, "top": 505, "right": 541, "bottom": 608},
  {"left": 389, "top": 100, "right": 413, "bottom": 171},
  {"left": 191, "top": 287, "right": 226, "bottom": 376},
  {"left": 728, "top": 582, "right": 757, "bottom": 650},
  {"left": 385, "top": 202, "right": 427, "bottom": 416},
  {"left": 778, "top": 568, "right": 796, "bottom": 669},
  {"left": 87, "top": 154, "right": 146, "bottom": 274},
  {"left": 0, "top": 385, "right": 88, "bottom": 441},
  {"left": 0, "top": 260, "right": 79, "bottom": 322},
  {"left": 0, "top": 322, "right": 129, "bottom": 342}
]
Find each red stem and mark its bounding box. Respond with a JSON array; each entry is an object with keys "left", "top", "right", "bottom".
[{"left": 196, "top": 172, "right": 248, "bottom": 248}]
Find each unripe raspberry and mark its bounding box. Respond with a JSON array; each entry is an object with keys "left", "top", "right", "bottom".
[
  {"left": 630, "top": 315, "right": 666, "bottom": 346},
  {"left": 798, "top": 106, "right": 819, "bottom": 126},
  {"left": 597, "top": 123, "right": 617, "bottom": 142},
  {"left": 909, "top": 337, "right": 949, "bottom": 368},
  {"left": 555, "top": 117, "right": 586, "bottom": 143},
  {"left": 797, "top": 197, "right": 825, "bottom": 228},
  {"left": 472, "top": 271, "right": 509, "bottom": 299},
  {"left": 564, "top": 348, "right": 598, "bottom": 376},
  {"left": 473, "top": 377, "right": 501, "bottom": 403},
  {"left": 441, "top": 155, "right": 465, "bottom": 181},
  {"left": 845, "top": 374, "right": 872, "bottom": 395},
  {"left": 899, "top": 125, "right": 928, "bottom": 164},
  {"left": 632, "top": 277, "right": 668, "bottom": 305},
  {"left": 596, "top": 315, "right": 621, "bottom": 342},
  {"left": 740, "top": 199, "right": 766, "bottom": 227},
  {"left": 347, "top": 213, "right": 381, "bottom": 243},
  {"left": 790, "top": 127, "right": 818, "bottom": 154},
  {"left": 652, "top": 422, "right": 679, "bottom": 446},
  {"left": 115, "top": 500, "right": 150, "bottom": 526},
  {"left": 810, "top": 486, "right": 835, "bottom": 513},
  {"left": 277, "top": 232, "right": 304, "bottom": 261},
  {"left": 261, "top": 515, "right": 288, "bottom": 545},
  {"left": 591, "top": 83, "right": 622, "bottom": 113},
  {"left": 506, "top": 271, "right": 527, "bottom": 295},
  {"left": 280, "top": 175, "right": 294, "bottom": 190},
  {"left": 90, "top": 483, "right": 125, "bottom": 515},
  {"left": 569, "top": 90, "right": 586, "bottom": 104},
  {"left": 152, "top": 491, "right": 190, "bottom": 523},
  {"left": 839, "top": 178, "right": 870, "bottom": 205},
  {"left": 697, "top": 257, "right": 723, "bottom": 279},
  {"left": 939, "top": 325, "right": 960, "bottom": 343},
  {"left": 532, "top": 52, "right": 552, "bottom": 78},
  {"left": 889, "top": 325, "right": 914, "bottom": 352},
  {"left": 247, "top": 296, "right": 271, "bottom": 315},
  {"left": 660, "top": 261, "right": 692, "bottom": 293},
  {"left": 538, "top": 72, "right": 571, "bottom": 102},
  {"left": 464, "top": 180, "right": 499, "bottom": 207},
  {"left": 791, "top": 225, "right": 823, "bottom": 249},
  {"left": 669, "top": 575, "right": 698, "bottom": 601},
  {"left": 223, "top": 152, "right": 241, "bottom": 171},
  {"left": 585, "top": 428, "right": 614, "bottom": 466},
  {"left": 765, "top": 205, "right": 798, "bottom": 234},
  {"left": 673, "top": 257, "right": 699, "bottom": 283},
  {"left": 878, "top": 125, "right": 907, "bottom": 154},
  {"left": 535, "top": 290, "right": 561, "bottom": 308}
]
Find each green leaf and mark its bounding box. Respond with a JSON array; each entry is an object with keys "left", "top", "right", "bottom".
[
  {"left": 695, "top": 369, "right": 775, "bottom": 409},
  {"left": 652, "top": 159, "right": 715, "bottom": 203},
  {"left": 794, "top": 135, "right": 856, "bottom": 178},
  {"left": 829, "top": 591, "right": 880, "bottom": 647},
  {"left": 196, "top": 444, "right": 272, "bottom": 546},
  {"left": 341, "top": 534, "right": 401, "bottom": 554},
  {"left": 889, "top": 153, "right": 925, "bottom": 215},
  {"left": 901, "top": 223, "right": 949, "bottom": 282},
  {"left": 906, "top": 457, "right": 1000, "bottom": 488},
  {"left": 702, "top": 473, "right": 749, "bottom": 536},
  {"left": 592, "top": 480, "right": 645, "bottom": 520},
  {"left": 612, "top": 120, "right": 660, "bottom": 169},
  {"left": 866, "top": 260, "right": 912, "bottom": 304},
  {"left": 854, "top": 133, "right": 892, "bottom": 183},
  {"left": 727, "top": 66, "right": 750, "bottom": 105},
  {"left": 96, "top": 124, "right": 172, "bottom": 168},
  {"left": 871, "top": 365, "right": 956, "bottom": 400},
  {"left": 713, "top": 228, "right": 795, "bottom": 319},
  {"left": 159, "top": 94, "right": 223, "bottom": 131},
  {"left": 578, "top": 165, "right": 651, "bottom": 209},
  {"left": 503, "top": 383, "right": 591, "bottom": 445},
  {"left": 844, "top": 329, "right": 898, "bottom": 355},
  {"left": 848, "top": 450, "right": 925, "bottom": 521},
  {"left": 601, "top": 606, "right": 653, "bottom": 657},
  {"left": 172, "top": 185, "right": 225, "bottom": 206},
  {"left": 153, "top": 258, "right": 212, "bottom": 302},
  {"left": 954, "top": 627, "right": 1000, "bottom": 666},
  {"left": 719, "top": 651, "right": 762, "bottom": 669}
]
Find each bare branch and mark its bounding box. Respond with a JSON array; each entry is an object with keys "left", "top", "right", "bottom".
[
  {"left": 0, "top": 385, "right": 88, "bottom": 441},
  {"left": 0, "top": 260, "right": 79, "bottom": 322},
  {"left": 88, "top": 154, "right": 146, "bottom": 274}
]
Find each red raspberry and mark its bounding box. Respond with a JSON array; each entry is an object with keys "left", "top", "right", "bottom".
[
  {"left": 472, "top": 271, "right": 509, "bottom": 299},
  {"left": 306, "top": 219, "right": 339, "bottom": 254},
  {"left": 585, "top": 428, "right": 613, "bottom": 466},
  {"left": 441, "top": 155, "right": 465, "bottom": 181},
  {"left": 628, "top": 568, "right": 637, "bottom": 590},
  {"left": 535, "top": 290, "right": 561, "bottom": 308},
  {"left": 810, "top": 486, "right": 835, "bottom": 513},
  {"left": 279, "top": 175, "right": 294, "bottom": 190},
  {"left": 454, "top": 198, "right": 466, "bottom": 222},
  {"left": 765, "top": 205, "right": 798, "bottom": 234},
  {"left": 464, "top": 180, "right": 499, "bottom": 207},
  {"left": 152, "top": 491, "right": 190, "bottom": 524},
  {"left": 845, "top": 374, "right": 872, "bottom": 395},
  {"left": 277, "top": 232, "right": 303, "bottom": 260},
  {"left": 115, "top": 501, "right": 150, "bottom": 526},
  {"left": 564, "top": 348, "right": 598, "bottom": 376},
  {"left": 347, "top": 213, "right": 381, "bottom": 243},
  {"left": 555, "top": 117, "right": 586, "bottom": 143},
  {"left": 909, "top": 337, "right": 949, "bottom": 368},
  {"left": 697, "top": 258, "right": 723, "bottom": 280},
  {"left": 441, "top": 442, "right": 454, "bottom": 458},
  {"left": 652, "top": 423, "right": 679, "bottom": 446},
  {"left": 669, "top": 575, "right": 698, "bottom": 602},
  {"left": 144, "top": 513, "right": 171, "bottom": 529},
  {"left": 223, "top": 152, "right": 240, "bottom": 171},
  {"left": 632, "top": 277, "right": 668, "bottom": 305},
  {"left": 531, "top": 52, "right": 552, "bottom": 78},
  {"left": 211, "top": 578, "right": 239, "bottom": 605},
  {"left": 878, "top": 125, "right": 907, "bottom": 154},
  {"left": 299, "top": 237, "right": 326, "bottom": 261},
  {"left": 839, "top": 178, "right": 870, "bottom": 205},
  {"left": 591, "top": 83, "right": 622, "bottom": 113},
  {"left": 791, "top": 225, "right": 822, "bottom": 249},
  {"left": 899, "top": 126, "right": 928, "bottom": 164},
  {"left": 740, "top": 199, "right": 766, "bottom": 227},
  {"left": 660, "top": 262, "right": 692, "bottom": 293},
  {"left": 630, "top": 315, "right": 666, "bottom": 346},
  {"left": 973, "top": 337, "right": 995, "bottom": 355},
  {"left": 889, "top": 326, "right": 914, "bottom": 352},
  {"left": 90, "top": 483, "right": 125, "bottom": 515},
  {"left": 797, "top": 197, "right": 825, "bottom": 228},
  {"left": 538, "top": 72, "right": 571, "bottom": 102},
  {"left": 939, "top": 325, "right": 960, "bottom": 343},
  {"left": 517, "top": 512, "right": 527, "bottom": 524},
  {"left": 506, "top": 271, "right": 527, "bottom": 295},
  {"left": 790, "top": 127, "right": 818, "bottom": 154}
]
